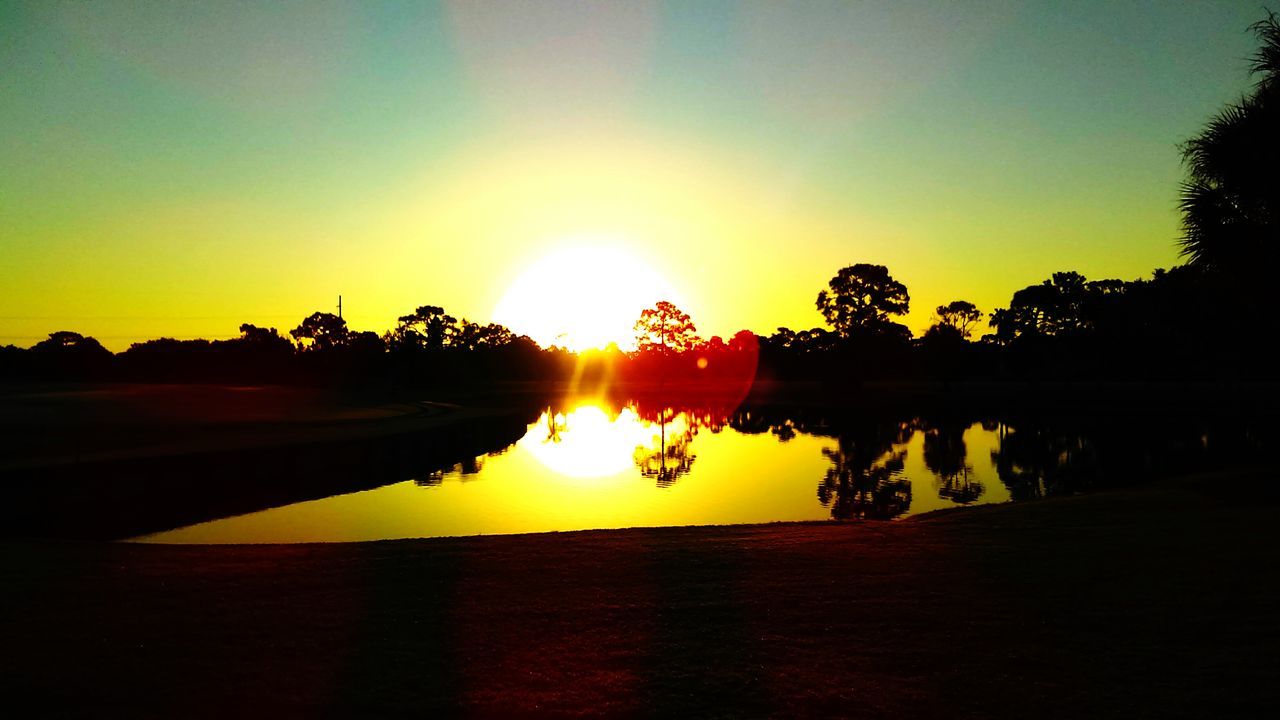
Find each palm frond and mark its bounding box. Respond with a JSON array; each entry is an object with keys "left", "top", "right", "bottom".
[{"left": 1249, "top": 10, "right": 1280, "bottom": 89}]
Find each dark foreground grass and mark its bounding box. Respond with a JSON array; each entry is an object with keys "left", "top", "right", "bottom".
[{"left": 3, "top": 471, "right": 1278, "bottom": 718}]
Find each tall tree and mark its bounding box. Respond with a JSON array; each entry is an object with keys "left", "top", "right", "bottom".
[
  {"left": 290, "top": 312, "right": 348, "bottom": 351},
  {"left": 392, "top": 305, "right": 458, "bottom": 351},
  {"left": 1179, "top": 11, "right": 1279, "bottom": 272},
  {"left": 816, "top": 264, "right": 910, "bottom": 337},
  {"left": 634, "top": 301, "right": 699, "bottom": 354},
  {"left": 930, "top": 300, "right": 982, "bottom": 339}
]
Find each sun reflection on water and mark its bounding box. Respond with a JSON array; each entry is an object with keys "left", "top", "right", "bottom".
[
  {"left": 522, "top": 403, "right": 699, "bottom": 484},
  {"left": 523, "top": 404, "right": 647, "bottom": 478}
]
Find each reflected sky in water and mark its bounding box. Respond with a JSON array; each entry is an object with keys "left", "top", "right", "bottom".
[{"left": 133, "top": 397, "right": 1014, "bottom": 544}]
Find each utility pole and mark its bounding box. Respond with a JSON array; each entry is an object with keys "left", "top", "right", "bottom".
[{"left": 337, "top": 295, "right": 343, "bottom": 320}]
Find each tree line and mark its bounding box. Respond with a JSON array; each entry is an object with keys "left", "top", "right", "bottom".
[
  {"left": 0, "top": 307, "right": 565, "bottom": 386},
  {"left": 1, "top": 254, "right": 1263, "bottom": 385}
]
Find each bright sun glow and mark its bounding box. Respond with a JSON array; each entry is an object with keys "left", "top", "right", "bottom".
[
  {"left": 521, "top": 405, "right": 652, "bottom": 479},
  {"left": 521, "top": 403, "right": 697, "bottom": 480},
  {"left": 492, "top": 244, "right": 682, "bottom": 350}
]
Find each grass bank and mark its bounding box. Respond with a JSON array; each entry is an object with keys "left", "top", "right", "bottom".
[{"left": 3, "top": 470, "right": 1277, "bottom": 718}]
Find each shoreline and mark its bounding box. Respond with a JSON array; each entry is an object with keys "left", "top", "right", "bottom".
[
  {"left": 0, "top": 390, "right": 538, "bottom": 541},
  {"left": 3, "top": 381, "right": 1273, "bottom": 542}
]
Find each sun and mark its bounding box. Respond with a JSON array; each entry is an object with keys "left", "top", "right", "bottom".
[{"left": 492, "top": 244, "right": 683, "bottom": 351}]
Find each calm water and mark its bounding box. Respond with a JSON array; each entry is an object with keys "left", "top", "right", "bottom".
[{"left": 129, "top": 396, "right": 1253, "bottom": 544}]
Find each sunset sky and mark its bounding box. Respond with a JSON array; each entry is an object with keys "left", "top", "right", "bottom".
[{"left": 0, "top": 1, "right": 1265, "bottom": 350}]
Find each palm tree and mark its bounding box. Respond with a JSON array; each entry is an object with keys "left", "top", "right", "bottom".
[{"left": 1178, "top": 12, "right": 1279, "bottom": 272}]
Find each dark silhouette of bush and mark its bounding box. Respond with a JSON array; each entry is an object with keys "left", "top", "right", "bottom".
[
  {"left": 27, "top": 331, "right": 113, "bottom": 379},
  {"left": 118, "top": 325, "right": 298, "bottom": 383},
  {"left": 0, "top": 344, "right": 30, "bottom": 378}
]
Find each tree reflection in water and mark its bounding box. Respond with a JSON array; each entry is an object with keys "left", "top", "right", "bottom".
[
  {"left": 816, "top": 421, "right": 914, "bottom": 520},
  {"left": 922, "top": 419, "right": 984, "bottom": 504},
  {"left": 544, "top": 409, "right": 568, "bottom": 444},
  {"left": 989, "top": 423, "right": 1098, "bottom": 502},
  {"left": 631, "top": 406, "right": 698, "bottom": 488},
  {"left": 936, "top": 466, "right": 983, "bottom": 504},
  {"left": 496, "top": 396, "right": 1268, "bottom": 518},
  {"left": 727, "top": 407, "right": 919, "bottom": 520},
  {"left": 415, "top": 455, "right": 487, "bottom": 487}
]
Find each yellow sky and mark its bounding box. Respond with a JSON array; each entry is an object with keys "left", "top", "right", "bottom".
[
  {"left": 3, "top": 2, "right": 1260, "bottom": 350},
  {"left": 0, "top": 122, "right": 1182, "bottom": 349}
]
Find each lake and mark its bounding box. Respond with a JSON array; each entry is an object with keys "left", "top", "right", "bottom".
[{"left": 128, "top": 393, "right": 1260, "bottom": 544}]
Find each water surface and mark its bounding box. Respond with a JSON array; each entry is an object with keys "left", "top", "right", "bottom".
[{"left": 130, "top": 396, "right": 1253, "bottom": 543}]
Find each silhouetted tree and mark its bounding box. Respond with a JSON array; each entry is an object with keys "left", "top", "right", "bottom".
[
  {"left": 700, "top": 335, "right": 728, "bottom": 354},
  {"left": 816, "top": 264, "right": 910, "bottom": 338},
  {"left": 290, "top": 312, "right": 348, "bottom": 351},
  {"left": 453, "top": 320, "right": 516, "bottom": 351},
  {"left": 29, "top": 331, "right": 113, "bottom": 378},
  {"left": 234, "top": 323, "right": 295, "bottom": 357},
  {"left": 226, "top": 324, "right": 295, "bottom": 379},
  {"left": 1179, "top": 11, "right": 1280, "bottom": 273},
  {"left": 768, "top": 326, "right": 839, "bottom": 353},
  {"left": 988, "top": 272, "right": 1129, "bottom": 343},
  {"left": 930, "top": 300, "right": 982, "bottom": 339},
  {"left": 634, "top": 301, "right": 699, "bottom": 354},
  {"left": 728, "top": 329, "right": 757, "bottom": 353},
  {"left": 31, "top": 331, "right": 110, "bottom": 356},
  {"left": 390, "top": 305, "right": 457, "bottom": 351},
  {"left": 237, "top": 323, "right": 291, "bottom": 348}
]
